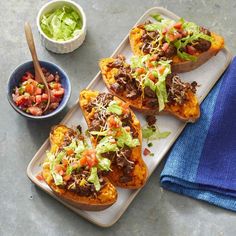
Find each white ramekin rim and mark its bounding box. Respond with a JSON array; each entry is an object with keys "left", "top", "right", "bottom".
[{"left": 36, "top": 0, "right": 86, "bottom": 44}]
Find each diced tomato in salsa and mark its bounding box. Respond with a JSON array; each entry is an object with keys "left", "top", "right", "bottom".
[
  {"left": 28, "top": 107, "right": 43, "bottom": 116},
  {"left": 12, "top": 69, "right": 64, "bottom": 116}
]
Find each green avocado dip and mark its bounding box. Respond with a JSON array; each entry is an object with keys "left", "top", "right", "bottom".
[{"left": 40, "top": 6, "right": 83, "bottom": 41}]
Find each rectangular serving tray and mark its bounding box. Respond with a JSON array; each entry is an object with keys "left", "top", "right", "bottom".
[{"left": 27, "top": 7, "right": 232, "bottom": 227}]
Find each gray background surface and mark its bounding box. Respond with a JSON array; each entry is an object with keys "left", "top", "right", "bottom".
[{"left": 1, "top": 0, "right": 236, "bottom": 235}]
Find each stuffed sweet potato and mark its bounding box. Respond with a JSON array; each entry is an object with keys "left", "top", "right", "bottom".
[
  {"left": 99, "top": 55, "right": 200, "bottom": 122},
  {"left": 79, "top": 90, "right": 148, "bottom": 189},
  {"left": 42, "top": 125, "right": 117, "bottom": 211},
  {"left": 129, "top": 17, "right": 224, "bottom": 73}
]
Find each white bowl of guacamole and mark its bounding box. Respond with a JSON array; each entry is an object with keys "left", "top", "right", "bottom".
[{"left": 37, "top": 0, "right": 86, "bottom": 54}]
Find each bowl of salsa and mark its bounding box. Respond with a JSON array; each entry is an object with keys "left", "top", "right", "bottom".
[{"left": 7, "top": 60, "right": 71, "bottom": 119}]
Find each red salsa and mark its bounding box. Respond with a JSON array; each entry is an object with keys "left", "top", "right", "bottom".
[{"left": 12, "top": 68, "right": 64, "bottom": 116}]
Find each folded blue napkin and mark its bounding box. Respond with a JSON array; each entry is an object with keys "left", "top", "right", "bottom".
[{"left": 160, "top": 57, "right": 236, "bottom": 211}]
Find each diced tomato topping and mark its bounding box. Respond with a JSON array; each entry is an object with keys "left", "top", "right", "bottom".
[
  {"left": 28, "top": 106, "right": 43, "bottom": 116},
  {"left": 174, "top": 31, "right": 182, "bottom": 39},
  {"left": 79, "top": 149, "right": 98, "bottom": 168},
  {"left": 158, "top": 65, "right": 165, "bottom": 75},
  {"left": 78, "top": 157, "right": 87, "bottom": 167},
  {"left": 147, "top": 62, "right": 154, "bottom": 68},
  {"left": 136, "top": 67, "right": 145, "bottom": 75},
  {"left": 167, "top": 33, "right": 176, "bottom": 42},
  {"left": 182, "top": 30, "right": 188, "bottom": 37},
  {"left": 173, "top": 22, "right": 182, "bottom": 29},
  {"left": 62, "top": 159, "right": 68, "bottom": 167},
  {"left": 54, "top": 164, "right": 65, "bottom": 172},
  {"left": 66, "top": 148, "right": 74, "bottom": 156},
  {"left": 143, "top": 148, "right": 151, "bottom": 156},
  {"left": 121, "top": 103, "right": 130, "bottom": 115},
  {"left": 186, "top": 45, "right": 197, "bottom": 55},
  {"left": 36, "top": 172, "right": 44, "bottom": 181},
  {"left": 162, "top": 42, "right": 169, "bottom": 52},
  {"left": 148, "top": 73, "right": 156, "bottom": 82},
  {"left": 150, "top": 54, "right": 159, "bottom": 61},
  {"left": 86, "top": 153, "right": 98, "bottom": 168},
  {"left": 108, "top": 115, "right": 121, "bottom": 129},
  {"left": 162, "top": 27, "right": 168, "bottom": 35},
  {"left": 63, "top": 175, "right": 71, "bottom": 181},
  {"left": 116, "top": 130, "right": 123, "bottom": 137}
]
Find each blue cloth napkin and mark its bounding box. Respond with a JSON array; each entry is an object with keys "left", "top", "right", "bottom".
[{"left": 160, "top": 57, "right": 236, "bottom": 211}]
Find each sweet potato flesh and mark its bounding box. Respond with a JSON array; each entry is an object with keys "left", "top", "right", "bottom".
[
  {"left": 99, "top": 58, "right": 200, "bottom": 121},
  {"left": 80, "top": 90, "right": 148, "bottom": 188},
  {"left": 42, "top": 125, "right": 117, "bottom": 207},
  {"left": 130, "top": 27, "right": 224, "bottom": 65}
]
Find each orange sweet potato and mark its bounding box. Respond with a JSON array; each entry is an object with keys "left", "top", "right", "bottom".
[
  {"left": 42, "top": 125, "right": 117, "bottom": 211},
  {"left": 129, "top": 25, "right": 224, "bottom": 73},
  {"left": 99, "top": 58, "right": 200, "bottom": 122},
  {"left": 79, "top": 90, "right": 148, "bottom": 189}
]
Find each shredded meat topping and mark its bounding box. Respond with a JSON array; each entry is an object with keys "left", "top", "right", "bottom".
[
  {"left": 166, "top": 74, "right": 197, "bottom": 105},
  {"left": 86, "top": 93, "right": 137, "bottom": 183}
]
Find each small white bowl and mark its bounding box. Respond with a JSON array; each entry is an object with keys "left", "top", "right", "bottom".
[{"left": 37, "top": 0, "right": 86, "bottom": 54}]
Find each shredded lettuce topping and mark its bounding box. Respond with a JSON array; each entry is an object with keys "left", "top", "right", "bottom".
[
  {"left": 144, "top": 18, "right": 175, "bottom": 32},
  {"left": 144, "top": 17, "right": 212, "bottom": 61},
  {"left": 46, "top": 151, "right": 63, "bottom": 185},
  {"left": 151, "top": 14, "right": 164, "bottom": 22},
  {"left": 40, "top": 6, "right": 83, "bottom": 41},
  {"left": 96, "top": 136, "right": 119, "bottom": 155},
  {"left": 87, "top": 167, "right": 101, "bottom": 191},
  {"left": 130, "top": 55, "right": 150, "bottom": 69},
  {"left": 93, "top": 114, "right": 140, "bottom": 152},
  {"left": 46, "top": 135, "right": 111, "bottom": 191},
  {"left": 98, "top": 157, "right": 111, "bottom": 171},
  {"left": 131, "top": 56, "right": 172, "bottom": 111},
  {"left": 142, "top": 126, "right": 171, "bottom": 141},
  {"left": 106, "top": 100, "right": 122, "bottom": 115},
  {"left": 116, "top": 127, "right": 140, "bottom": 148}
]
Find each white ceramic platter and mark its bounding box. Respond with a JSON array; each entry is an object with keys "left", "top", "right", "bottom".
[{"left": 27, "top": 7, "right": 232, "bottom": 227}]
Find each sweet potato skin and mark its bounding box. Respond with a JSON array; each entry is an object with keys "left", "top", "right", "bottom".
[
  {"left": 79, "top": 90, "right": 148, "bottom": 189},
  {"left": 99, "top": 58, "right": 200, "bottom": 123},
  {"left": 129, "top": 26, "right": 224, "bottom": 72},
  {"left": 42, "top": 125, "right": 118, "bottom": 211}
]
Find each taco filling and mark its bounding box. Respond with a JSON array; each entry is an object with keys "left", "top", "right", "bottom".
[
  {"left": 44, "top": 128, "right": 111, "bottom": 197},
  {"left": 84, "top": 93, "right": 140, "bottom": 183},
  {"left": 106, "top": 55, "right": 197, "bottom": 112},
  {"left": 132, "top": 17, "right": 212, "bottom": 61}
]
